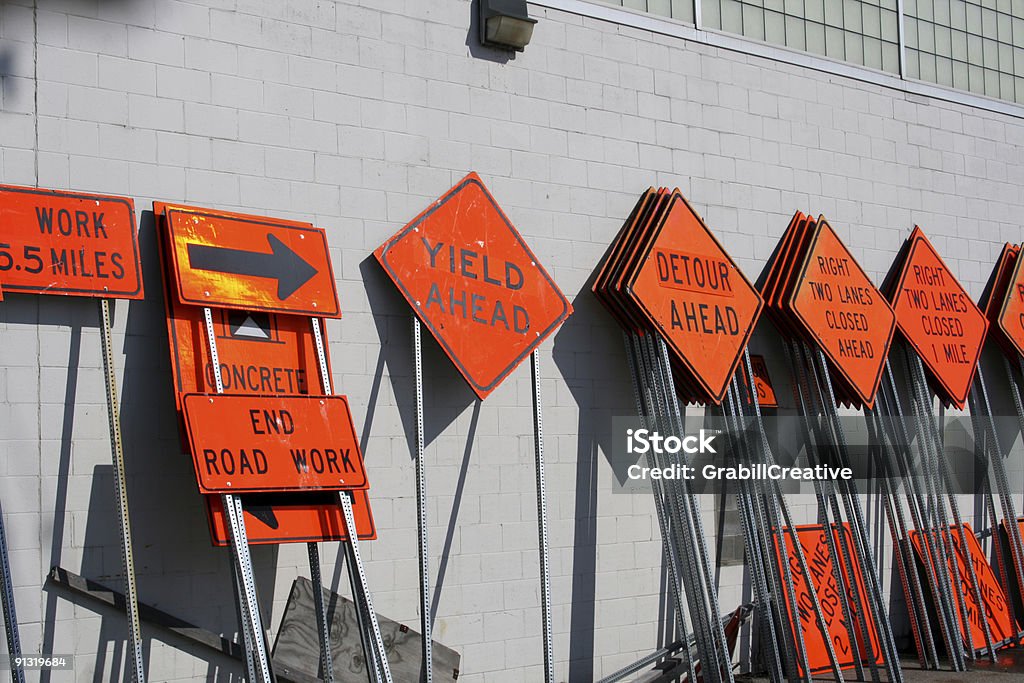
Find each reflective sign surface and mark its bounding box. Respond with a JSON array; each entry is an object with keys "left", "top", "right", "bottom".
[
  {"left": 0, "top": 184, "right": 143, "bottom": 299},
  {"left": 375, "top": 173, "right": 572, "bottom": 399}
]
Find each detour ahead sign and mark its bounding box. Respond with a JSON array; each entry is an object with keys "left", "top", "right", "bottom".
[
  {"left": 182, "top": 394, "right": 367, "bottom": 494},
  {"left": 0, "top": 184, "right": 143, "bottom": 299},
  {"left": 375, "top": 173, "right": 572, "bottom": 399}
]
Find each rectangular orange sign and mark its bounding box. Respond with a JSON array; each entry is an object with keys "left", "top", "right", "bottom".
[
  {"left": 773, "top": 524, "right": 883, "bottom": 677},
  {"left": 206, "top": 489, "right": 376, "bottom": 546},
  {"left": 182, "top": 394, "right": 368, "bottom": 494},
  {"left": 0, "top": 184, "right": 143, "bottom": 299},
  {"left": 743, "top": 354, "right": 778, "bottom": 408},
  {"left": 164, "top": 203, "right": 339, "bottom": 317},
  {"left": 909, "top": 524, "right": 1019, "bottom": 652}
]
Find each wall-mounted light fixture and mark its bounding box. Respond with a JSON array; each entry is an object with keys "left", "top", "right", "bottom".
[{"left": 479, "top": 0, "right": 537, "bottom": 52}]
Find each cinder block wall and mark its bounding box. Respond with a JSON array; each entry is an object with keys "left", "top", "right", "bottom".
[{"left": 0, "top": 0, "right": 1023, "bottom": 680}]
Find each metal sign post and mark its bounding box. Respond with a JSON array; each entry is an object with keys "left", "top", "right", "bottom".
[
  {"left": 531, "top": 349, "right": 555, "bottom": 683},
  {"left": 310, "top": 318, "right": 393, "bottom": 683},
  {"left": 413, "top": 318, "right": 432, "bottom": 683},
  {"left": 98, "top": 299, "right": 146, "bottom": 682},
  {"left": 0, "top": 499, "right": 24, "bottom": 683},
  {"left": 202, "top": 307, "right": 274, "bottom": 683}
]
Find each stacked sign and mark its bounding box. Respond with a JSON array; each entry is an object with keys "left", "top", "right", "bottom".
[
  {"left": 155, "top": 203, "right": 376, "bottom": 545},
  {"left": 156, "top": 203, "right": 387, "bottom": 682},
  {"left": 592, "top": 188, "right": 764, "bottom": 405},
  {"left": 759, "top": 212, "right": 896, "bottom": 409}
]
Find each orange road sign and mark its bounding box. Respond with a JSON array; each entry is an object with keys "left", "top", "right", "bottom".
[
  {"left": 743, "top": 354, "right": 778, "bottom": 408},
  {"left": 774, "top": 524, "right": 883, "bottom": 677},
  {"left": 375, "top": 172, "right": 572, "bottom": 399},
  {"left": 206, "top": 489, "right": 376, "bottom": 546},
  {"left": 163, "top": 203, "right": 339, "bottom": 317},
  {"left": 788, "top": 219, "right": 895, "bottom": 409},
  {"left": 888, "top": 227, "right": 988, "bottom": 409},
  {"left": 997, "top": 248, "right": 1024, "bottom": 361},
  {"left": 182, "top": 394, "right": 368, "bottom": 494},
  {"left": 0, "top": 184, "right": 143, "bottom": 299},
  {"left": 627, "top": 192, "right": 763, "bottom": 404},
  {"left": 909, "top": 524, "right": 1019, "bottom": 652}
]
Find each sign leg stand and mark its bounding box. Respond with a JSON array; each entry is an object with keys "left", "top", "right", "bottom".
[
  {"left": 99, "top": 299, "right": 146, "bottom": 682},
  {"left": 308, "top": 542, "right": 335, "bottom": 682},
  {"left": 339, "top": 494, "right": 393, "bottom": 683},
  {"left": 0, "top": 501, "right": 24, "bottom": 683},
  {"left": 413, "top": 318, "right": 432, "bottom": 683},
  {"left": 531, "top": 350, "right": 555, "bottom": 683},
  {"left": 203, "top": 307, "right": 274, "bottom": 683}
]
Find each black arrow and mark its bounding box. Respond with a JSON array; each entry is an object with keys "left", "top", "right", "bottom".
[{"left": 187, "top": 234, "right": 318, "bottom": 300}]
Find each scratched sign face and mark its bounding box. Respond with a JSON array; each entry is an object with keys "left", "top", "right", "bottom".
[
  {"left": 0, "top": 184, "right": 143, "bottom": 299},
  {"left": 374, "top": 173, "right": 572, "bottom": 399},
  {"left": 163, "top": 204, "right": 339, "bottom": 317},
  {"left": 773, "top": 524, "right": 883, "bottom": 676}
]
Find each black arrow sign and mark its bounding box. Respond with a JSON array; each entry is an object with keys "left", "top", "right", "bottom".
[{"left": 187, "top": 234, "right": 318, "bottom": 300}]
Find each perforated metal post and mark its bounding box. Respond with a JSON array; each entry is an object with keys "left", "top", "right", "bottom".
[
  {"left": 310, "top": 317, "right": 392, "bottom": 683},
  {"left": 531, "top": 349, "right": 555, "bottom": 683},
  {"left": 0, "top": 498, "right": 23, "bottom": 683},
  {"left": 308, "top": 318, "right": 336, "bottom": 682},
  {"left": 203, "top": 307, "right": 273, "bottom": 683},
  {"left": 99, "top": 298, "right": 145, "bottom": 682},
  {"left": 413, "top": 318, "right": 432, "bottom": 683}
]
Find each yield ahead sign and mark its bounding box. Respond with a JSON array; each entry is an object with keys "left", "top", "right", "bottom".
[
  {"left": 164, "top": 204, "right": 340, "bottom": 316},
  {"left": 182, "top": 394, "right": 368, "bottom": 494}
]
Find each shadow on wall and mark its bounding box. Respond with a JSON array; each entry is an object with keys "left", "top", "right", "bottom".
[{"left": 553, "top": 280, "right": 639, "bottom": 681}]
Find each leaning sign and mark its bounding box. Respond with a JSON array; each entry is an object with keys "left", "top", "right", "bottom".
[
  {"left": 0, "top": 184, "right": 143, "bottom": 298},
  {"left": 374, "top": 172, "right": 572, "bottom": 399}
]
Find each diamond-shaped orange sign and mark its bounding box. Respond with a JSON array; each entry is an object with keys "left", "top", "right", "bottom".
[
  {"left": 998, "top": 249, "right": 1024, "bottom": 362},
  {"left": 788, "top": 220, "right": 895, "bottom": 409},
  {"left": 374, "top": 173, "right": 572, "bottom": 399},
  {"left": 889, "top": 227, "right": 987, "bottom": 409},
  {"left": 626, "top": 192, "right": 763, "bottom": 403}
]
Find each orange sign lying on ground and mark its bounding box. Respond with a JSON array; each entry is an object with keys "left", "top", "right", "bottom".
[
  {"left": 998, "top": 250, "right": 1024, "bottom": 361},
  {"left": 164, "top": 203, "right": 339, "bottom": 316},
  {"left": 773, "top": 524, "right": 883, "bottom": 677},
  {"left": 182, "top": 394, "right": 367, "bottom": 494},
  {"left": 0, "top": 184, "right": 143, "bottom": 299},
  {"left": 627, "top": 192, "right": 763, "bottom": 403},
  {"left": 909, "top": 524, "right": 1018, "bottom": 652},
  {"left": 788, "top": 221, "right": 895, "bottom": 409},
  {"left": 375, "top": 173, "right": 572, "bottom": 399},
  {"left": 206, "top": 489, "right": 376, "bottom": 546},
  {"left": 889, "top": 228, "right": 987, "bottom": 409}
]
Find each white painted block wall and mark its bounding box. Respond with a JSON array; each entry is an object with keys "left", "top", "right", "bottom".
[{"left": 0, "top": 0, "right": 1023, "bottom": 680}]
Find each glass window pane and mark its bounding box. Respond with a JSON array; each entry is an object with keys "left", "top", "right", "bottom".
[
  {"left": 785, "top": 0, "right": 804, "bottom": 14},
  {"left": 1016, "top": 76, "right": 1024, "bottom": 104},
  {"left": 646, "top": 0, "right": 673, "bottom": 15},
  {"left": 906, "top": 47, "right": 922, "bottom": 77},
  {"left": 881, "top": 9, "right": 899, "bottom": 39},
  {"left": 672, "top": 0, "right": 695, "bottom": 21},
  {"left": 984, "top": 67, "right": 1000, "bottom": 94},
  {"left": 806, "top": 0, "right": 825, "bottom": 23},
  {"left": 787, "top": 15, "right": 807, "bottom": 47},
  {"left": 1014, "top": 17, "right": 1024, "bottom": 44},
  {"left": 950, "top": 0, "right": 968, "bottom": 29},
  {"left": 882, "top": 40, "right": 900, "bottom": 71},
  {"left": 983, "top": 7, "right": 998, "bottom": 34},
  {"left": 807, "top": 21, "right": 827, "bottom": 53},
  {"left": 920, "top": 21, "right": 937, "bottom": 51},
  {"left": 864, "top": 4, "right": 882, "bottom": 36},
  {"left": 984, "top": 37, "right": 999, "bottom": 66},
  {"left": 766, "top": 9, "right": 787, "bottom": 41},
  {"left": 919, "top": 0, "right": 935, "bottom": 21},
  {"left": 952, "top": 29, "right": 969, "bottom": 60},
  {"left": 1000, "top": 71, "right": 1015, "bottom": 98},
  {"left": 743, "top": 4, "right": 767, "bottom": 39},
  {"left": 846, "top": 31, "right": 865, "bottom": 63},
  {"left": 722, "top": 0, "right": 744, "bottom": 32},
  {"left": 864, "top": 35, "right": 883, "bottom": 67},
  {"left": 766, "top": 0, "right": 785, "bottom": 12},
  {"left": 937, "top": 54, "right": 955, "bottom": 83},
  {"left": 953, "top": 59, "right": 971, "bottom": 87},
  {"left": 967, "top": 3, "right": 983, "bottom": 32},
  {"left": 936, "top": 25, "right": 953, "bottom": 55},
  {"left": 1015, "top": 45, "right": 1024, "bottom": 73},
  {"left": 921, "top": 50, "right": 938, "bottom": 78},
  {"left": 906, "top": 16, "right": 921, "bottom": 47},
  {"left": 826, "top": 25, "right": 846, "bottom": 57},
  {"left": 703, "top": 0, "right": 723, "bottom": 28},
  {"left": 844, "top": 0, "right": 863, "bottom": 30},
  {"left": 935, "top": 0, "right": 952, "bottom": 23},
  {"left": 825, "top": 0, "right": 844, "bottom": 26}
]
